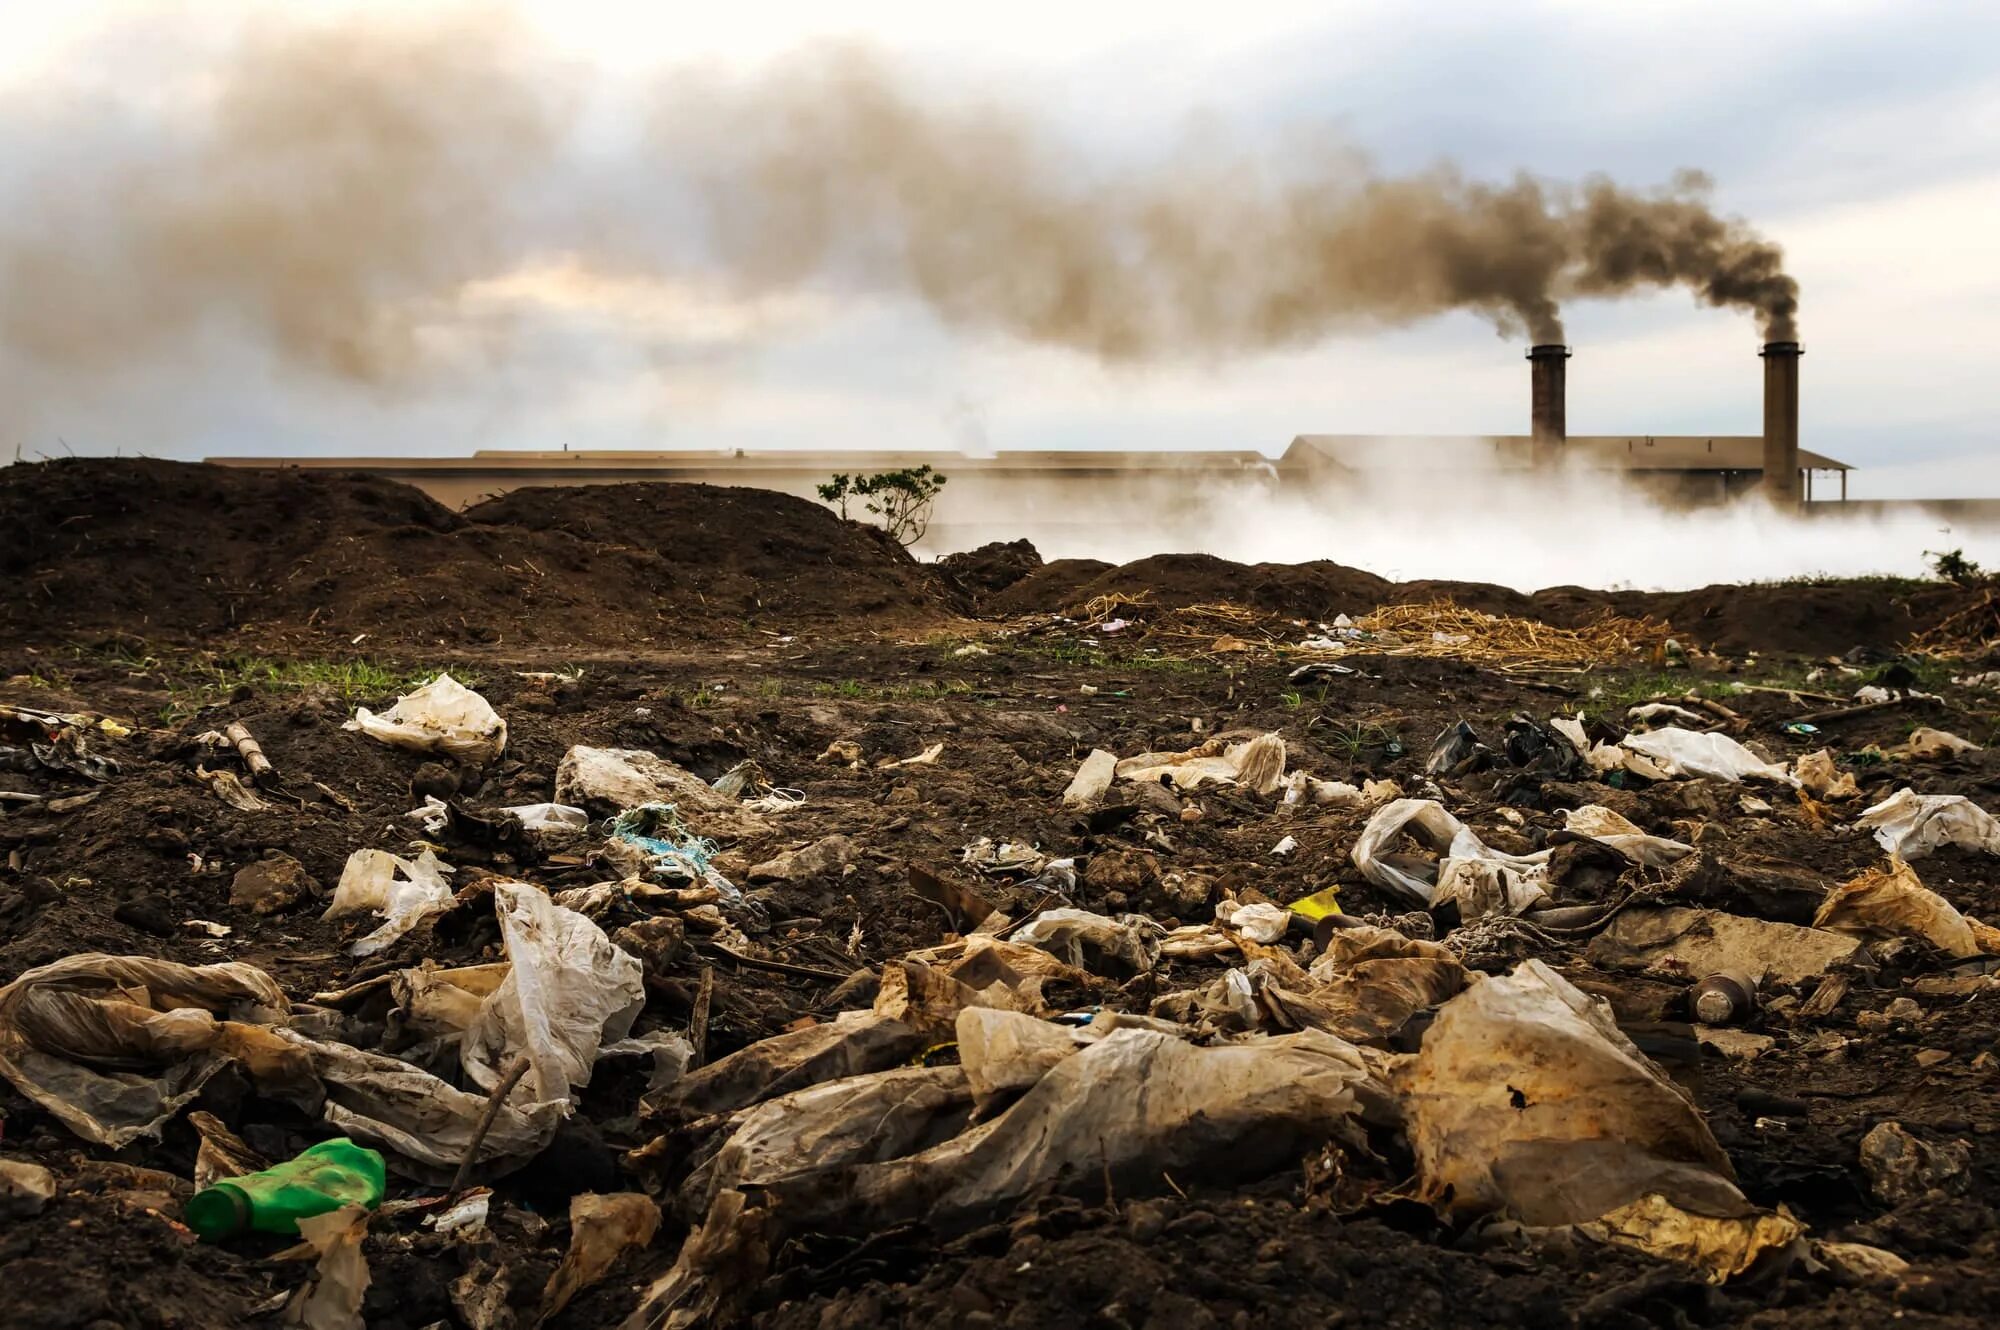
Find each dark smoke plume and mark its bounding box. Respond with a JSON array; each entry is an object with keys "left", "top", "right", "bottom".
[{"left": 0, "top": 16, "right": 1799, "bottom": 413}]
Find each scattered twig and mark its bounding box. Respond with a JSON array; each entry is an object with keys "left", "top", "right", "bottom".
[
  {"left": 445, "top": 1055, "right": 530, "bottom": 1206},
  {"left": 1791, "top": 695, "right": 1939, "bottom": 726},
  {"left": 688, "top": 966, "right": 713, "bottom": 1070},
  {"left": 704, "top": 940, "right": 849, "bottom": 982}
]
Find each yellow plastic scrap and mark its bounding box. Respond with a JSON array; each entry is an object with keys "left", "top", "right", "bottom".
[
  {"left": 1287, "top": 885, "right": 1343, "bottom": 921},
  {"left": 1581, "top": 1193, "right": 1802, "bottom": 1282}
]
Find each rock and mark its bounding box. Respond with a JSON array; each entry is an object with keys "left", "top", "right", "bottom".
[
  {"left": 611, "top": 916, "right": 687, "bottom": 978},
  {"left": 1817, "top": 1240, "right": 1910, "bottom": 1286},
  {"left": 747, "top": 835, "right": 857, "bottom": 885},
  {"left": 113, "top": 893, "right": 177, "bottom": 937},
  {"left": 409, "top": 761, "right": 460, "bottom": 802},
  {"left": 1859, "top": 1121, "right": 1969, "bottom": 1206},
  {"left": 229, "top": 852, "right": 317, "bottom": 914},
  {"left": 0, "top": 1159, "right": 56, "bottom": 1218}
]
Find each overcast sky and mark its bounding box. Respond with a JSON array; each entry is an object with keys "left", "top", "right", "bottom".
[{"left": 3, "top": 1, "right": 1997, "bottom": 497}]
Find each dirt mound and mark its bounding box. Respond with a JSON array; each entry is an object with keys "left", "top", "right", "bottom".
[
  {"left": 981, "top": 546, "right": 1980, "bottom": 657},
  {"left": 0, "top": 462, "right": 952, "bottom": 648},
  {"left": 936, "top": 539, "right": 1043, "bottom": 599},
  {"left": 466, "top": 481, "right": 952, "bottom": 622}
]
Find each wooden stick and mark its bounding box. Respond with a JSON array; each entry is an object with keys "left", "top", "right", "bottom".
[
  {"left": 688, "top": 966, "right": 713, "bottom": 1071},
  {"left": 1723, "top": 683, "right": 1845, "bottom": 705},
  {"left": 445, "top": 1054, "right": 530, "bottom": 1206},
  {"left": 704, "top": 941, "right": 849, "bottom": 982},
  {"left": 1791, "top": 695, "right": 1938, "bottom": 726},
  {"left": 224, "top": 721, "right": 274, "bottom": 785}
]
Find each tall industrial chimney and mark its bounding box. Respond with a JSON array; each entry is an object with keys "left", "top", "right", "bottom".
[
  {"left": 1528, "top": 343, "right": 1570, "bottom": 466},
  {"left": 1760, "top": 341, "right": 1802, "bottom": 502}
]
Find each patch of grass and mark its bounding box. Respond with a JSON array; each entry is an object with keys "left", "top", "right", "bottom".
[
  {"left": 1755, "top": 573, "right": 1931, "bottom": 593},
  {"left": 808, "top": 678, "right": 975, "bottom": 702},
  {"left": 1321, "top": 722, "right": 1401, "bottom": 761}
]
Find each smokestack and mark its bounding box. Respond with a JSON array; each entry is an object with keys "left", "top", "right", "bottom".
[
  {"left": 1760, "top": 341, "right": 1802, "bottom": 503},
  {"left": 1528, "top": 343, "right": 1570, "bottom": 466}
]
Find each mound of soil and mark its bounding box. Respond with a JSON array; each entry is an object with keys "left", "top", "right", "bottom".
[
  {"left": 935, "top": 539, "right": 1043, "bottom": 599},
  {"left": 465, "top": 481, "right": 952, "bottom": 623},
  {"left": 0, "top": 462, "right": 953, "bottom": 648}
]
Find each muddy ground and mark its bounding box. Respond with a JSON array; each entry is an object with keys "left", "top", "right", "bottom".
[{"left": 5, "top": 461, "right": 2000, "bottom": 1329}]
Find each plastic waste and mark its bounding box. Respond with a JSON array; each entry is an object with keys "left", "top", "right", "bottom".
[
  {"left": 344, "top": 672, "right": 505, "bottom": 765},
  {"left": 322, "top": 848, "right": 456, "bottom": 957},
  {"left": 285, "top": 1203, "right": 371, "bottom": 1330},
  {"left": 541, "top": 1193, "right": 661, "bottom": 1323},
  {"left": 461, "top": 882, "right": 646, "bottom": 1106},
  {"left": 1424, "top": 721, "right": 1486, "bottom": 776},
  {"left": 1854, "top": 788, "right": 2000, "bottom": 859},
  {"left": 1114, "top": 732, "right": 1287, "bottom": 794},
  {"left": 502, "top": 802, "right": 589, "bottom": 833},
  {"left": 1397, "top": 960, "right": 1796, "bottom": 1281},
  {"left": 607, "top": 803, "right": 741, "bottom": 900},
  {"left": 1813, "top": 861, "right": 2000, "bottom": 959},
  {"left": 1895, "top": 727, "right": 1981, "bottom": 760},
  {"left": 186, "top": 1138, "right": 387, "bottom": 1240},
  {"left": 1560, "top": 805, "right": 1694, "bottom": 867},
  {"left": 1012, "top": 908, "right": 1161, "bottom": 977},
  {"left": 1617, "top": 728, "right": 1792, "bottom": 783},
  {"left": 554, "top": 745, "right": 765, "bottom": 836},
  {"left": 633, "top": 1022, "right": 1386, "bottom": 1328},
  {"left": 1350, "top": 799, "right": 1549, "bottom": 906},
  {"left": 1586, "top": 906, "right": 1861, "bottom": 985},
  {"left": 1214, "top": 900, "right": 1292, "bottom": 944},
  {"left": 1628, "top": 703, "right": 1708, "bottom": 728},
  {"left": 1432, "top": 858, "right": 1548, "bottom": 921},
  {"left": 1060, "top": 749, "right": 1118, "bottom": 808},
  {"left": 1794, "top": 749, "right": 1859, "bottom": 798}
]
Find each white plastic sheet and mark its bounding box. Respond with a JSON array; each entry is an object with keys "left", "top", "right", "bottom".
[
  {"left": 1011, "top": 908, "right": 1162, "bottom": 976},
  {"left": 1854, "top": 788, "right": 2000, "bottom": 859},
  {"left": 322, "top": 848, "right": 457, "bottom": 958},
  {"left": 344, "top": 672, "right": 506, "bottom": 765},
  {"left": 1562, "top": 805, "right": 1695, "bottom": 867},
  {"left": 1617, "top": 728, "right": 1792, "bottom": 784},
  {"left": 1060, "top": 749, "right": 1117, "bottom": 808},
  {"left": 1116, "top": 732, "right": 1287, "bottom": 794},
  {"left": 461, "top": 882, "right": 646, "bottom": 1107}
]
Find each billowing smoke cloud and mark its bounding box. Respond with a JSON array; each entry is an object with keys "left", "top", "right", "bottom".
[{"left": 0, "top": 14, "right": 1799, "bottom": 418}]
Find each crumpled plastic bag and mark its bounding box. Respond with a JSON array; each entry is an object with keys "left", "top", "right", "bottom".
[
  {"left": 502, "top": 802, "right": 590, "bottom": 833},
  {"left": 344, "top": 672, "right": 506, "bottom": 765},
  {"left": 0, "top": 954, "right": 561, "bottom": 1176},
  {"left": 1432, "top": 858, "right": 1549, "bottom": 921},
  {"left": 1350, "top": 799, "right": 1549, "bottom": 906},
  {"left": 1895, "top": 728, "right": 1980, "bottom": 760},
  {"left": 954, "top": 1008, "right": 1086, "bottom": 1111},
  {"left": 1115, "top": 732, "right": 1287, "bottom": 794},
  {"left": 1060, "top": 749, "right": 1117, "bottom": 808},
  {"left": 0, "top": 954, "right": 289, "bottom": 1147},
  {"left": 632, "top": 1022, "right": 1386, "bottom": 1328},
  {"left": 286, "top": 1204, "right": 371, "bottom": 1330},
  {"left": 1397, "top": 960, "right": 1796, "bottom": 1280},
  {"left": 322, "top": 848, "right": 457, "bottom": 958},
  {"left": 647, "top": 1010, "right": 927, "bottom": 1125},
  {"left": 541, "top": 1193, "right": 661, "bottom": 1323},
  {"left": 1214, "top": 899, "right": 1293, "bottom": 943},
  {"left": 1854, "top": 788, "right": 2000, "bottom": 859},
  {"left": 1794, "top": 750, "right": 1859, "bottom": 799},
  {"left": 1616, "top": 728, "right": 1792, "bottom": 784},
  {"left": 1586, "top": 906, "right": 1861, "bottom": 985},
  {"left": 554, "top": 746, "right": 764, "bottom": 838},
  {"left": 1814, "top": 861, "right": 2000, "bottom": 959},
  {"left": 461, "top": 882, "right": 645, "bottom": 1107},
  {"left": 1011, "top": 907, "right": 1162, "bottom": 976},
  {"left": 1562, "top": 805, "right": 1694, "bottom": 867}
]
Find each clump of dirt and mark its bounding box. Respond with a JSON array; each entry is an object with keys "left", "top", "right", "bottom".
[
  {"left": 0, "top": 462, "right": 955, "bottom": 649},
  {"left": 935, "top": 539, "right": 1043, "bottom": 600}
]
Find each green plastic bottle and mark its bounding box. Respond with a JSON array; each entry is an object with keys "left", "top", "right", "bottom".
[{"left": 185, "top": 1138, "right": 387, "bottom": 1240}]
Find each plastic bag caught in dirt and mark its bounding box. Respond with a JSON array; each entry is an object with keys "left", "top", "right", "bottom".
[
  {"left": 1814, "top": 861, "right": 1999, "bottom": 959},
  {"left": 0, "top": 954, "right": 288, "bottom": 1147},
  {"left": 1586, "top": 907, "right": 1862, "bottom": 986},
  {"left": 1060, "top": 749, "right": 1117, "bottom": 808},
  {"left": 1794, "top": 750, "right": 1859, "bottom": 799},
  {"left": 1350, "top": 799, "right": 1548, "bottom": 906},
  {"left": 284, "top": 1203, "right": 370, "bottom": 1330},
  {"left": 322, "top": 849, "right": 456, "bottom": 958},
  {"left": 1011, "top": 908, "right": 1162, "bottom": 977},
  {"left": 541, "top": 1193, "right": 661, "bottom": 1323},
  {"left": 1616, "top": 728, "right": 1792, "bottom": 784},
  {"left": 648, "top": 1010, "right": 927, "bottom": 1125},
  {"left": 344, "top": 672, "right": 506, "bottom": 765},
  {"left": 1854, "top": 788, "right": 2000, "bottom": 859},
  {"left": 1432, "top": 859, "right": 1548, "bottom": 922},
  {"left": 502, "top": 802, "right": 589, "bottom": 833},
  {"left": 1561, "top": 805, "right": 1694, "bottom": 867},
  {"left": 461, "top": 882, "right": 645, "bottom": 1107},
  {"left": 555, "top": 746, "right": 763, "bottom": 837},
  {"left": 1425, "top": 721, "right": 1486, "bottom": 776},
  {"left": 955, "top": 1008, "right": 1086, "bottom": 1111},
  {"left": 1396, "top": 960, "right": 1795, "bottom": 1280},
  {"left": 1894, "top": 727, "right": 1981, "bottom": 760},
  {"left": 1115, "top": 732, "right": 1287, "bottom": 794},
  {"left": 632, "top": 1024, "right": 1386, "bottom": 1328},
  {"left": 607, "top": 804, "right": 742, "bottom": 901}
]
